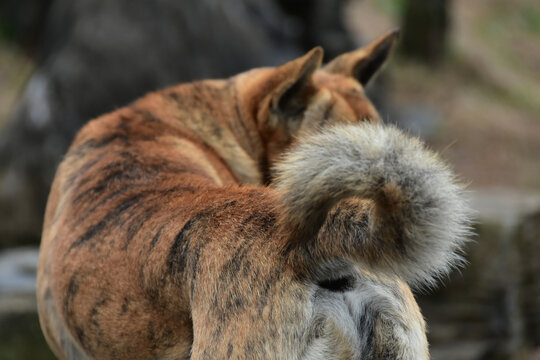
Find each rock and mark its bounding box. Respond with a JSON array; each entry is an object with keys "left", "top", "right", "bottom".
[
  {"left": 0, "top": 247, "right": 39, "bottom": 314},
  {"left": 419, "top": 220, "right": 520, "bottom": 360},
  {"left": 393, "top": 104, "right": 443, "bottom": 139},
  {"left": 514, "top": 209, "right": 540, "bottom": 349},
  {"left": 468, "top": 188, "right": 540, "bottom": 228},
  {"left": 0, "top": 247, "right": 56, "bottom": 358},
  {"left": 419, "top": 189, "right": 540, "bottom": 360}
]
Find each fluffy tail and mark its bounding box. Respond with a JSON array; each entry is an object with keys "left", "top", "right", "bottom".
[{"left": 273, "top": 123, "right": 472, "bottom": 287}]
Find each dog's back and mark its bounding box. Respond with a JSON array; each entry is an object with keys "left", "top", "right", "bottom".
[{"left": 38, "top": 32, "right": 470, "bottom": 359}]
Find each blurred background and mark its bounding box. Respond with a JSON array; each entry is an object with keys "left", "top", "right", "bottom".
[{"left": 0, "top": 0, "right": 539, "bottom": 359}]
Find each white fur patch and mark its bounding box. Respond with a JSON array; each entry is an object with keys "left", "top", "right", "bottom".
[{"left": 302, "top": 268, "right": 429, "bottom": 359}]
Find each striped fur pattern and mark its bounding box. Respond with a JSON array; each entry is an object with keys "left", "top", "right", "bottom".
[{"left": 37, "top": 31, "right": 470, "bottom": 359}]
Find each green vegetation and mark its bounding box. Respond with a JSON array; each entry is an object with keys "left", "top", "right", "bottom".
[
  {"left": 520, "top": 3, "right": 540, "bottom": 34},
  {"left": 375, "top": 0, "right": 405, "bottom": 18},
  {"left": 0, "top": 312, "right": 55, "bottom": 360},
  {"left": 0, "top": 20, "right": 15, "bottom": 41}
]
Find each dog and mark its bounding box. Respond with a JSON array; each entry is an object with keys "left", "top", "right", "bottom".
[{"left": 37, "top": 30, "right": 470, "bottom": 359}]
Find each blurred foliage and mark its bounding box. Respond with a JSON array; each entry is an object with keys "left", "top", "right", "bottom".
[
  {"left": 0, "top": 38, "right": 34, "bottom": 131},
  {"left": 400, "top": 0, "right": 449, "bottom": 63},
  {"left": 472, "top": 1, "right": 540, "bottom": 116},
  {"left": 0, "top": 20, "right": 15, "bottom": 41},
  {"left": 374, "top": 0, "right": 405, "bottom": 18},
  {"left": 0, "top": 0, "right": 53, "bottom": 51},
  {"left": 0, "top": 312, "right": 55, "bottom": 360},
  {"left": 520, "top": 4, "right": 540, "bottom": 34}
]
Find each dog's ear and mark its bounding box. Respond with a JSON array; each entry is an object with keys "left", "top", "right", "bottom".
[
  {"left": 324, "top": 30, "right": 399, "bottom": 86},
  {"left": 270, "top": 47, "right": 323, "bottom": 118}
]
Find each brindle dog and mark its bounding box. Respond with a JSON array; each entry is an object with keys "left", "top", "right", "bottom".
[{"left": 37, "top": 31, "right": 470, "bottom": 359}]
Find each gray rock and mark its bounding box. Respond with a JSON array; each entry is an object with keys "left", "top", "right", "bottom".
[
  {"left": 419, "top": 189, "right": 540, "bottom": 359},
  {"left": 393, "top": 104, "right": 443, "bottom": 139},
  {"left": 515, "top": 209, "right": 540, "bottom": 348},
  {"left": 0, "top": 247, "right": 39, "bottom": 314}
]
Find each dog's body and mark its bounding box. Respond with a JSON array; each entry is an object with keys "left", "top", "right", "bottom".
[{"left": 37, "top": 32, "right": 470, "bottom": 359}]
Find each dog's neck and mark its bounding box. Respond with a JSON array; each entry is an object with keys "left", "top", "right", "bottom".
[{"left": 166, "top": 76, "right": 269, "bottom": 185}]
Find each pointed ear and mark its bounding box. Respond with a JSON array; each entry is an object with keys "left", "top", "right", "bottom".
[
  {"left": 323, "top": 29, "right": 399, "bottom": 86},
  {"left": 271, "top": 47, "right": 323, "bottom": 117}
]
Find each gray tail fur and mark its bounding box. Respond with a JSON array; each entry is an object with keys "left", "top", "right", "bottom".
[{"left": 273, "top": 123, "right": 472, "bottom": 287}]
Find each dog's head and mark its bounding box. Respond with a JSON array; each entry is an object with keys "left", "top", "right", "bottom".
[{"left": 235, "top": 30, "right": 399, "bottom": 177}]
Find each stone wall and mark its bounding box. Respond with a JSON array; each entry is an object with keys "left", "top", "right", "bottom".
[{"left": 419, "top": 190, "right": 540, "bottom": 360}]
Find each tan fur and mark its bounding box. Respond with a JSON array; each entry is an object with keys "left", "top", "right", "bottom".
[{"left": 37, "top": 31, "right": 469, "bottom": 359}]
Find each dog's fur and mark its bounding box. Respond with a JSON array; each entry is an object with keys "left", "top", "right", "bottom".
[{"left": 37, "top": 31, "right": 470, "bottom": 359}]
